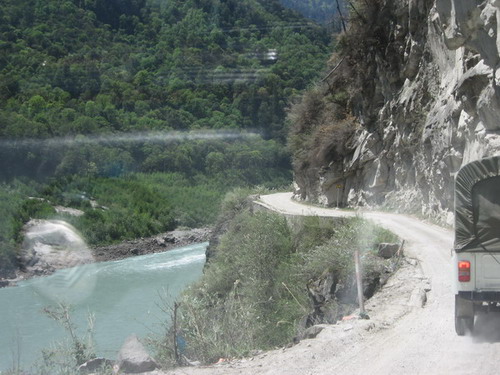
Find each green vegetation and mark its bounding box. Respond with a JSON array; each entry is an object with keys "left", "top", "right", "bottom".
[
  {"left": 0, "top": 166, "right": 290, "bottom": 256},
  {"left": 55, "top": 172, "right": 264, "bottom": 245},
  {"left": 0, "top": 0, "right": 332, "bottom": 274},
  {"left": 153, "top": 192, "right": 398, "bottom": 366},
  {"left": 287, "top": 0, "right": 401, "bottom": 184},
  {"left": 0, "top": 164, "right": 290, "bottom": 278},
  {"left": 0, "top": 180, "right": 59, "bottom": 277},
  {"left": 40, "top": 304, "right": 96, "bottom": 370},
  {"left": 0, "top": 0, "right": 330, "bottom": 180},
  {"left": 0, "top": 185, "right": 27, "bottom": 278},
  {"left": 28, "top": 303, "right": 113, "bottom": 375}
]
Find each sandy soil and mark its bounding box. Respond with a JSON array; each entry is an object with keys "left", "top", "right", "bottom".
[{"left": 149, "top": 192, "right": 500, "bottom": 375}]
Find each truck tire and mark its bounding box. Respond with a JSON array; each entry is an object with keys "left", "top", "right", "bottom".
[
  {"left": 455, "top": 316, "right": 474, "bottom": 336},
  {"left": 464, "top": 317, "right": 474, "bottom": 333}
]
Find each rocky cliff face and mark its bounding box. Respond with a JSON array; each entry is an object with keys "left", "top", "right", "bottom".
[{"left": 292, "top": 0, "right": 500, "bottom": 224}]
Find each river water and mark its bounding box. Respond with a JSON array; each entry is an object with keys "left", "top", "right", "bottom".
[{"left": 0, "top": 243, "right": 207, "bottom": 371}]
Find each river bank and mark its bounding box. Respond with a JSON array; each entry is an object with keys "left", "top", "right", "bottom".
[
  {"left": 93, "top": 228, "right": 212, "bottom": 262},
  {"left": 1, "top": 226, "right": 211, "bottom": 288}
]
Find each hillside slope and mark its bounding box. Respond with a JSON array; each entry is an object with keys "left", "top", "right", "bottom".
[
  {"left": 0, "top": 0, "right": 329, "bottom": 180},
  {"left": 160, "top": 193, "right": 500, "bottom": 375},
  {"left": 289, "top": 0, "right": 500, "bottom": 224}
]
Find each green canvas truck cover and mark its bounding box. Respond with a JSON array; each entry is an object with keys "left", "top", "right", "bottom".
[{"left": 455, "top": 156, "right": 500, "bottom": 252}]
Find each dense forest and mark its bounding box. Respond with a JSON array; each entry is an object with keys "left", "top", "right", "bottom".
[
  {"left": 0, "top": 0, "right": 333, "bottom": 276},
  {"left": 0, "top": 0, "right": 330, "bottom": 179}
]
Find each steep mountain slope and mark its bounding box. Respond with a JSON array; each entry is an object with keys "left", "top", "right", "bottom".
[
  {"left": 289, "top": 0, "right": 500, "bottom": 223},
  {"left": 0, "top": 0, "right": 329, "bottom": 179}
]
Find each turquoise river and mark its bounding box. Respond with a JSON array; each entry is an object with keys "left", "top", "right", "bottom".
[{"left": 0, "top": 243, "right": 207, "bottom": 371}]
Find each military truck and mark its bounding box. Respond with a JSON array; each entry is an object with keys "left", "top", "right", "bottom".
[{"left": 453, "top": 156, "right": 500, "bottom": 335}]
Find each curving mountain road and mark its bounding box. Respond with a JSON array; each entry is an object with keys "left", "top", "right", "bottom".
[{"left": 164, "top": 192, "right": 500, "bottom": 375}]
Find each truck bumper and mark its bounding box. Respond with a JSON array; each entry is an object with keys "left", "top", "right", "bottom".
[{"left": 459, "top": 291, "right": 500, "bottom": 302}]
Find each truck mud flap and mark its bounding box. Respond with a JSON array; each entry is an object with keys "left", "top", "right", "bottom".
[{"left": 455, "top": 295, "right": 474, "bottom": 317}]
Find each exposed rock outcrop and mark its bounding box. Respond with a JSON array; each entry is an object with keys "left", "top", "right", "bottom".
[
  {"left": 292, "top": 0, "right": 500, "bottom": 224},
  {"left": 117, "top": 335, "right": 158, "bottom": 373},
  {"left": 20, "top": 220, "right": 94, "bottom": 276},
  {"left": 378, "top": 243, "right": 401, "bottom": 259},
  {"left": 93, "top": 228, "right": 211, "bottom": 262},
  {"left": 301, "top": 253, "right": 393, "bottom": 329}
]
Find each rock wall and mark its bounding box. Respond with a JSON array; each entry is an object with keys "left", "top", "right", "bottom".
[{"left": 294, "top": 0, "right": 500, "bottom": 224}]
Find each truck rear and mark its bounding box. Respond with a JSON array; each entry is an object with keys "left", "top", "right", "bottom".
[{"left": 453, "top": 156, "right": 500, "bottom": 335}]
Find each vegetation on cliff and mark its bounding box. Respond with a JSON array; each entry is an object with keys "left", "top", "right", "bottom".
[
  {"left": 287, "top": 0, "right": 403, "bottom": 202},
  {"left": 153, "top": 190, "right": 398, "bottom": 365}
]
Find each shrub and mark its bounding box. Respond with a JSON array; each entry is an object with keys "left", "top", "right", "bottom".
[
  {"left": 153, "top": 201, "right": 399, "bottom": 367},
  {"left": 153, "top": 210, "right": 298, "bottom": 365},
  {"left": 0, "top": 182, "right": 39, "bottom": 278},
  {"left": 288, "top": 86, "right": 359, "bottom": 173}
]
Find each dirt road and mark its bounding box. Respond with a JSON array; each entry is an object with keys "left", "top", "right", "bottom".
[{"left": 162, "top": 192, "right": 500, "bottom": 375}]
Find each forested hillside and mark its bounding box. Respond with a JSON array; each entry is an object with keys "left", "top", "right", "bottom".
[
  {"left": 0, "top": 0, "right": 331, "bottom": 275},
  {"left": 0, "top": 0, "right": 329, "bottom": 179}
]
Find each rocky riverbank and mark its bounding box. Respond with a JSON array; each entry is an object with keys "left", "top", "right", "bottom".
[
  {"left": 1, "top": 223, "right": 211, "bottom": 288},
  {"left": 93, "top": 228, "right": 212, "bottom": 262}
]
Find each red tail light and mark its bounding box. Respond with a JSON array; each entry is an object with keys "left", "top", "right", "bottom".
[{"left": 458, "top": 261, "right": 471, "bottom": 282}]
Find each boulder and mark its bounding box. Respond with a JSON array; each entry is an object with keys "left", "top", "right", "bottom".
[
  {"left": 377, "top": 243, "right": 400, "bottom": 259},
  {"left": 130, "top": 248, "right": 141, "bottom": 255},
  {"left": 0, "top": 280, "right": 10, "bottom": 288},
  {"left": 21, "top": 220, "right": 94, "bottom": 271},
  {"left": 78, "top": 357, "right": 114, "bottom": 374},
  {"left": 408, "top": 287, "right": 427, "bottom": 308},
  {"left": 117, "top": 335, "right": 157, "bottom": 373},
  {"left": 300, "top": 325, "right": 325, "bottom": 340},
  {"left": 154, "top": 237, "right": 166, "bottom": 247},
  {"left": 164, "top": 235, "right": 177, "bottom": 243}
]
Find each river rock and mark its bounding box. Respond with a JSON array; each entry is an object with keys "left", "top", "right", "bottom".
[
  {"left": 94, "top": 227, "right": 211, "bottom": 262},
  {"left": 130, "top": 248, "right": 141, "bottom": 255},
  {"left": 0, "top": 280, "right": 10, "bottom": 288},
  {"left": 78, "top": 357, "right": 114, "bottom": 373},
  {"left": 117, "top": 335, "right": 158, "bottom": 373}
]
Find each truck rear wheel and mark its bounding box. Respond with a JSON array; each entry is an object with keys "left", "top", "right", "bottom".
[{"left": 455, "top": 316, "right": 474, "bottom": 336}]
